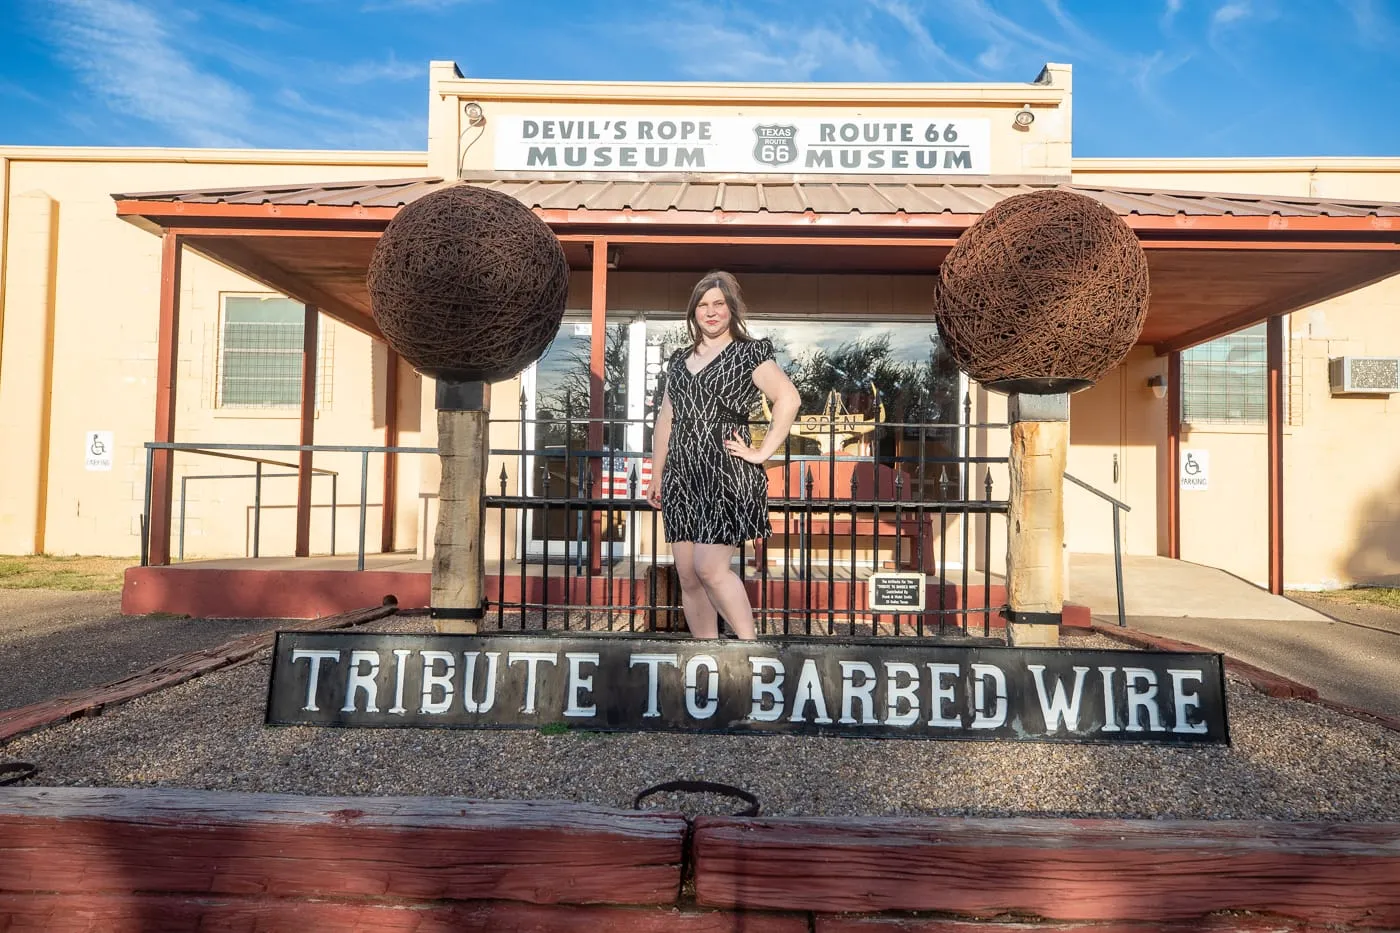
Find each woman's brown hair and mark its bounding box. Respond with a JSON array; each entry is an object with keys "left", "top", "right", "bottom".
[{"left": 685, "top": 270, "right": 755, "bottom": 349}]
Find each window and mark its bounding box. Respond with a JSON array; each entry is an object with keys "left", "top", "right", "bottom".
[
  {"left": 218, "top": 296, "right": 332, "bottom": 409},
  {"left": 1181, "top": 323, "right": 1268, "bottom": 424},
  {"left": 749, "top": 321, "right": 965, "bottom": 500}
]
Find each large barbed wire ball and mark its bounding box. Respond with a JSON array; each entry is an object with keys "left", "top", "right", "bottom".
[
  {"left": 368, "top": 185, "right": 569, "bottom": 382},
  {"left": 932, "top": 188, "right": 1150, "bottom": 394}
]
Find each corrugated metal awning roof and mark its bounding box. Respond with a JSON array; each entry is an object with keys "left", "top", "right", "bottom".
[{"left": 112, "top": 173, "right": 1400, "bottom": 219}]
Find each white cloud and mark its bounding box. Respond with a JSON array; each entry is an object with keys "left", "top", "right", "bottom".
[
  {"left": 629, "top": 3, "right": 891, "bottom": 82},
  {"left": 1128, "top": 49, "right": 1193, "bottom": 111},
  {"left": 1162, "top": 0, "right": 1184, "bottom": 28},
  {"left": 339, "top": 53, "right": 424, "bottom": 85},
  {"left": 43, "top": 0, "right": 254, "bottom": 147},
  {"left": 275, "top": 89, "right": 424, "bottom": 150},
  {"left": 865, "top": 0, "right": 981, "bottom": 78},
  {"left": 977, "top": 45, "right": 1010, "bottom": 71},
  {"left": 360, "top": 0, "right": 486, "bottom": 10},
  {"left": 202, "top": 1, "right": 291, "bottom": 31},
  {"left": 937, "top": 0, "right": 1075, "bottom": 59},
  {"left": 0, "top": 79, "right": 46, "bottom": 106},
  {"left": 1039, "top": 0, "right": 1109, "bottom": 54},
  {"left": 1338, "top": 0, "right": 1397, "bottom": 47},
  {"left": 1212, "top": 1, "right": 1251, "bottom": 27},
  {"left": 1205, "top": 0, "right": 1269, "bottom": 76}
]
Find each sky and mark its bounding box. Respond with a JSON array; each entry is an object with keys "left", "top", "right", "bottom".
[{"left": 1, "top": 0, "right": 1397, "bottom": 158}]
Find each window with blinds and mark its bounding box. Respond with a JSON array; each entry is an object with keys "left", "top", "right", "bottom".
[
  {"left": 219, "top": 296, "right": 330, "bottom": 409},
  {"left": 1180, "top": 323, "right": 1270, "bottom": 424}
]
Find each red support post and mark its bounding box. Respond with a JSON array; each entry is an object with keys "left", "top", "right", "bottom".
[
  {"left": 1166, "top": 350, "right": 1181, "bottom": 560},
  {"left": 588, "top": 237, "right": 609, "bottom": 575},
  {"left": 148, "top": 233, "right": 182, "bottom": 567},
  {"left": 1267, "top": 315, "right": 1285, "bottom": 594},
  {"left": 381, "top": 348, "right": 400, "bottom": 553},
  {"left": 294, "top": 306, "right": 319, "bottom": 558}
]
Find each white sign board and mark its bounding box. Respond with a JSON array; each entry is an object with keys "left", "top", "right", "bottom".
[
  {"left": 84, "top": 431, "right": 113, "bottom": 472},
  {"left": 494, "top": 116, "right": 991, "bottom": 175},
  {"left": 1180, "top": 449, "right": 1209, "bottom": 491}
]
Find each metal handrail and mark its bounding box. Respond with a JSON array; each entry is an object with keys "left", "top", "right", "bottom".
[
  {"left": 1064, "top": 471, "right": 1131, "bottom": 629},
  {"left": 142, "top": 430, "right": 1013, "bottom": 581},
  {"left": 169, "top": 449, "right": 342, "bottom": 561},
  {"left": 1064, "top": 472, "right": 1132, "bottom": 511},
  {"left": 143, "top": 442, "right": 414, "bottom": 571},
  {"left": 179, "top": 469, "right": 338, "bottom": 561}
]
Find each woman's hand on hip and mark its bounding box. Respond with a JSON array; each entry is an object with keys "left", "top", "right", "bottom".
[{"left": 724, "top": 430, "right": 767, "bottom": 464}]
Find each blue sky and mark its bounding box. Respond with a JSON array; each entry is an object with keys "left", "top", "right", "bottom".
[{"left": 1, "top": 0, "right": 1397, "bottom": 157}]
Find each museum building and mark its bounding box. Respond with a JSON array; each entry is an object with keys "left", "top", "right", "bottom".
[{"left": 1, "top": 61, "right": 1398, "bottom": 618}]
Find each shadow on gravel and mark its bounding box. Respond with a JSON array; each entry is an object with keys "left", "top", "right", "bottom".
[{"left": 0, "top": 590, "right": 288, "bottom": 711}]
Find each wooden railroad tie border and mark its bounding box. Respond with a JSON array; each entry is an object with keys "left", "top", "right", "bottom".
[
  {"left": 0, "top": 787, "right": 686, "bottom": 908},
  {"left": 692, "top": 814, "right": 1400, "bottom": 927},
  {"left": 0, "top": 896, "right": 809, "bottom": 933},
  {"left": 0, "top": 604, "right": 398, "bottom": 744},
  {"left": 0, "top": 787, "right": 1397, "bottom": 929}
]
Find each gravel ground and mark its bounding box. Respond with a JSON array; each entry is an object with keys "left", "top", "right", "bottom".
[
  {"left": 0, "top": 590, "right": 287, "bottom": 710},
  {"left": 2, "top": 618, "right": 1397, "bottom": 820}
]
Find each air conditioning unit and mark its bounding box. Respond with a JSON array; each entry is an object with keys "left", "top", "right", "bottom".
[{"left": 1329, "top": 356, "right": 1400, "bottom": 395}]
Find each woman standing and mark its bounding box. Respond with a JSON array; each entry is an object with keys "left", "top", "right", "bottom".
[{"left": 646, "top": 271, "right": 801, "bottom": 640}]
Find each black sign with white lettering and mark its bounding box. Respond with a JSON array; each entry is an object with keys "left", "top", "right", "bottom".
[{"left": 265, "top": 633, "right": 1229, "bottom": 744}]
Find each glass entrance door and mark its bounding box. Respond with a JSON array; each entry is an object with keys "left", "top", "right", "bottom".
[
  {"left": 520, "top": 314, "right": 967, "bottom": 566},
  {"left": 522, "top": 319, "right": 634, "bottom": 559}
]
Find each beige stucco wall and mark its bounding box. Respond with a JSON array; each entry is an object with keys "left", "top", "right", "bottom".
[
  {"left": 1073, "top": 161, "right": 1400, "bottom": 587},
  {"left": 0, "top": 148, "right": 430, "bottom": 558}
]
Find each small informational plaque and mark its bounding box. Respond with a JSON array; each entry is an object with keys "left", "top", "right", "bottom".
[{"left": 868, "top": 572, "right": 926, "bottom": 612}]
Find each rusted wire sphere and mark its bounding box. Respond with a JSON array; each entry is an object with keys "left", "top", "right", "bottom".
[
  {"left": 932, "top": 188, "right": 1150, "bottom": 394},
  {"left": 368, "top": 185, "right": 569, "bottom": 382}
]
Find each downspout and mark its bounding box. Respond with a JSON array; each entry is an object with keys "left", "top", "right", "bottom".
[
  {"left": 0, "top": 189, "right": 60, "bottom": 554},
  {"left": 0, "top": 157, "right": 9, "bottom": 389},
  {"left": 36, "top": 198, "right": 59, "bottom": 554}
]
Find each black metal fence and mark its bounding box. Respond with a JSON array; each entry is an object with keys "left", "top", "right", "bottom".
[
  {"left": 483, "top": 397, "right": 1011, "bottom": 640},
  {"left": 140, "top": 400, "right": 1014, "bottom": 638}
]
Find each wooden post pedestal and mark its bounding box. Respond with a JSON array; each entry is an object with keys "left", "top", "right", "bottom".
[
  {"left": 1006, "top": 393, "right": 1068, "bottom": 648},
  {"left": 432, "top": 380, "right": 490, "bottom": 634}
]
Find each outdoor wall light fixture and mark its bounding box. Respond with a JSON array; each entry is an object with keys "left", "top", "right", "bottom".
[
  {"left": 464, "top": 101, "right": 485, "bottom": 126},
  {"left": 1013, "top": 105, "right": 1035, "bottom": 128},
  {"left": 1147, "top": 374, "right": 1167, "bottom": 398}
]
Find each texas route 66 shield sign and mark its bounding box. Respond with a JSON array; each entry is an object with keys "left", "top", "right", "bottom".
[{"left": 753, "top": 124, "right": 797, "bottom": 166}]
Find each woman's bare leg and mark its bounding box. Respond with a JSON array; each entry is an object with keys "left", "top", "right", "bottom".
[
  {"left": 693, "top": 543, "right": 757, "bottom": 640},
  {"left": 671, "top": 542, "right": 719, "bottom": 638}
]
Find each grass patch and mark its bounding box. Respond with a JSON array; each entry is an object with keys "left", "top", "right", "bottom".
[
  {"left": 1297, "top": 586, "right": 1400, "bottom": 611},
  {"left": 0, "top": 555, "right": 130, "bottom": 592}
]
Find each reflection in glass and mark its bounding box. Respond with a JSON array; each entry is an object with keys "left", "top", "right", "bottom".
[
  {"left": 749, "top": 322, "right": 964, "bottom": 501},
  {"left": 529, "top": 323, "right": 630, "bottom": 545}
]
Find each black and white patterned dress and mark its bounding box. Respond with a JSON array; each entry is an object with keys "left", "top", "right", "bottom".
[{"left": 661, "top": 338, "right": 775, "bottom": 546}]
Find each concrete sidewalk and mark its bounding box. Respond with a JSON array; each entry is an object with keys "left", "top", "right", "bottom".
[{"left": 1069, "top": 553, "right": 1400, "bottom": 721}]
